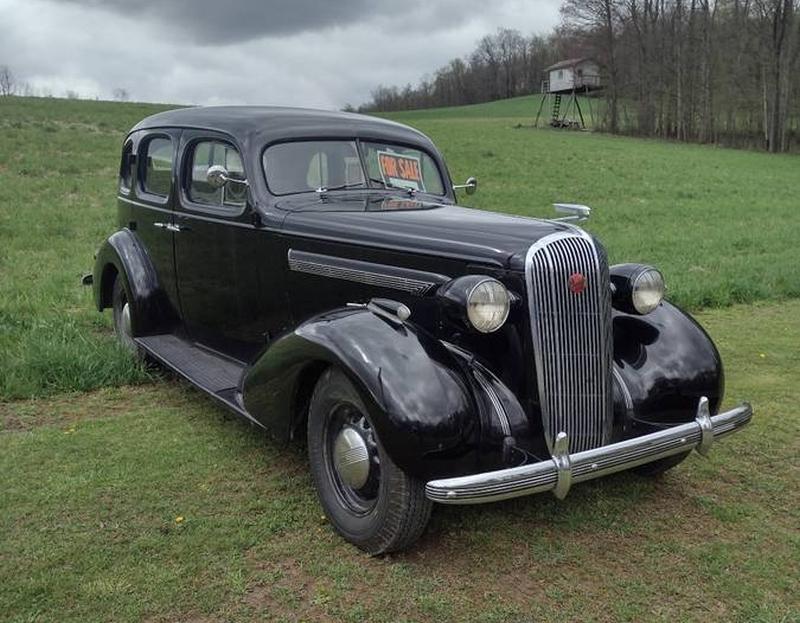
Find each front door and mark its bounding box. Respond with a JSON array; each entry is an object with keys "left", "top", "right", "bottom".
[{"left": 173, "top": 132, "right": 265, "bottom": 362}]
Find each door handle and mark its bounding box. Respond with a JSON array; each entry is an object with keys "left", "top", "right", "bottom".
[{"left": 153, "top": 222, "right": 185, "bottom": 233}]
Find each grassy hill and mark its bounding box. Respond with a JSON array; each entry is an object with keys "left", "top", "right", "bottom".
[
  {"left": 378, "top": 93, "right": 603, "bottom": 125},
  {"left": 382, "top": 99, "right": 800, "bottom": 312},
  {"left": 1, "top": 94, "right": 799, "bottom": 399},
  {"left": 0, "top": 95, "right": 798, "bottom": 622},
  {"left": 377, "top": 93, "right": 553, "bottom": 120}
]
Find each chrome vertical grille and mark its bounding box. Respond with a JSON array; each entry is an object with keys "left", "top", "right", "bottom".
[{"left": 525, "top": 232, "right": 613, "bottom": 453}]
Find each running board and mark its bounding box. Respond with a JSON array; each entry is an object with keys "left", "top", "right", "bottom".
[{"left": 135, "top": 334, "right": 264, "bottom": 429}]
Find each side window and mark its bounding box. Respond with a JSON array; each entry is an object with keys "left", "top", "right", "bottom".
[
  {"left": 142, "top": 137, "right": 173, "bottom": 197},
  {"left": 119, "top": 140, "right": 134, "bottom": 192},
  {"left": 188, "top": 140, "right": 246, "bottom": 209}
]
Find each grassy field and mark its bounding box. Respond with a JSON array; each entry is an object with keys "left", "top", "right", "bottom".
[
  {"left": 381, "top": 93, "right": 598, "bottom": 121},
  {"left": 1, "top": 302, "right": 797, "bottom": 622},
  {"left": 1, "top": 95, "right": 799, "bottom": 622}
]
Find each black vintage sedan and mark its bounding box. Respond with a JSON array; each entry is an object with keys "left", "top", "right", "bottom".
[{"left": 90, "top": 106, "right": 752, "bottom": 554}]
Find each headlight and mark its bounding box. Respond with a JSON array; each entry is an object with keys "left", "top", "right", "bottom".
[
  {"left": 438, "top": 275, "right": 511, "bottom": 333},
  {"left": 632, "top": 268, "right": 665, "bottom": 314},
  {"left": 467, "top": 278, "right": 510, "bottom": 333},
  {"left": 610, "top": 264, "right": 665, "bottom": 315}
]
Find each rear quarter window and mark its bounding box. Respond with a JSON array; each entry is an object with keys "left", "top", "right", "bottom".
[
  {"left": 142, "top": 137, "right": 173, "bottom": 197},
  {"left": 119, "top": 140, "right": 134, "bottom": 192}
]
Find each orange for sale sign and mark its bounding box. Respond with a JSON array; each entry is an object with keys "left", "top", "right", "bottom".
[{"left": 377, "top": 151, "right": 425, "bottom": 191}]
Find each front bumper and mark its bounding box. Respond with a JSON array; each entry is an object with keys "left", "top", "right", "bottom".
[{"left": 425, "top": 397, "right": 752, "bottom": 504}]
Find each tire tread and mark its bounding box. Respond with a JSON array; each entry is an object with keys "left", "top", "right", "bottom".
[{"left": 307, "top": 367, "right": 432, "bottom": 555}]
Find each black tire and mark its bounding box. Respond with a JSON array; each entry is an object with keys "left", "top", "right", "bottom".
[
  {"left": 632, "top": 451, "right": 691, "bottom": 477},
  {"left": 111, "top": 277, "right": 141, "bottom": 358},
  {"left": 307, "top": 367, "right": 432, "bottom": 555}
]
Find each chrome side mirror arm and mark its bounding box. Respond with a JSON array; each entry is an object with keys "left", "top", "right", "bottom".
[
  {"left": 552, "top": 203, "right": 591, "bottom": 223},
  {"left": 452, "top": 176, "right": 477, "bottom": 196},
  {"left": 207, "top": 164, "right": 249, "bottom": 189}
]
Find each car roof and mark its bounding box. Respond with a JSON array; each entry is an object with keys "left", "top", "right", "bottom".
[{"left": 131, "top": 106, "right": 433, "bottom": 149}]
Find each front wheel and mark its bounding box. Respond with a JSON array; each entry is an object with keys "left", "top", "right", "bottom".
[{"left": 307, "top": 368, "right": 432, "bottom": 555}]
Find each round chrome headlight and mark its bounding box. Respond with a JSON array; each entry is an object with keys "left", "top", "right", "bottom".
[
  {"left": 467, "top": 278, "right": 510, "bottom": 333},
  {"left": 631, "top": 268, "right": 665, "bottom": 314}
]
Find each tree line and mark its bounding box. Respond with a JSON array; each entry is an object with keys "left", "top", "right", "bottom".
[
  {"left": 360, "top": 0, "right": 800, "bottom": 153},
  {"left": 358, "top": 29, "right": 566, "bottom": 112}
]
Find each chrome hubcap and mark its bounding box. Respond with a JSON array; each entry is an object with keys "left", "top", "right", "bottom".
[
  {"left": 326, "top": 406, "right": 381, "bottom": 514},
  {"left": 121, "top": 302, "right": 132, "bottom": 338},
  {"left": 333, "top": 426, "right": 370, "bottom": 489}
]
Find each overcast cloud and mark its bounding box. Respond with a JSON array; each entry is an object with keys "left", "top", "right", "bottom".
[{"left": 1, "top": 0, "right": 561, "bottom": 109}]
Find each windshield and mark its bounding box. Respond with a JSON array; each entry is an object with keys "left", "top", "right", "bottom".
[
  {"left": 361, "top": 141, "right": 445, "bottom": 195},
  {"left": 262, "top": 140, "right": 445, "bottom": 196}
]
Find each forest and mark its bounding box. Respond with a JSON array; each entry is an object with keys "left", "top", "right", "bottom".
[{"left": 360, "top": 0, "right": 800, "bottom": 153}]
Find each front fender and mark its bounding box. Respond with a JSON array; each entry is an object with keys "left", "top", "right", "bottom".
[
  {"left": 242, "top": 307, "right": 486, "bottom": 479},
  {"left": 613, "top": 300, "right": 724, "bottom": 436},
  {"left": 92, "top": 228, "right": 170, "bottom": 334}
]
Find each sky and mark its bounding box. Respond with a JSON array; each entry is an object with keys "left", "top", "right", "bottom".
[{"left": 0, "top": 0, "right": 561, "bottom": 109}]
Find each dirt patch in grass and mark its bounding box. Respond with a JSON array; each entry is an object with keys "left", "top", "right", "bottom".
[
  {"left": 242, "top": 557, "right": 334, "bottom": 623},
  {"left": 0, "top": 381, "right": 183, "bottom": 432}
]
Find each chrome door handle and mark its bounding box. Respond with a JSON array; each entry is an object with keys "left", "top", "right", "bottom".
[{"left": 153, "top": 222, "right": 184, "bottom": 233}]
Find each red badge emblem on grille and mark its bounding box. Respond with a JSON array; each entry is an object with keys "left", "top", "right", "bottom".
[{"left": 568, "top": 272, "right": 586, "bottom": 294}]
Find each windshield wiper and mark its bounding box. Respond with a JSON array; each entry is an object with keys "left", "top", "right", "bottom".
[
  {"left": 368, "top": 177, "right": 417, "bottom": 196},
  {"left": 315, "top": 182, "right": 365, "bottom": 193}
]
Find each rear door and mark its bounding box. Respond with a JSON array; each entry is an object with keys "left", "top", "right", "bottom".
[
  {"left": 118, "top": 130, "right": 181, "bottom": 320},
  {"left": 173, "top": 131, "right": 265, "bottom": 361}
]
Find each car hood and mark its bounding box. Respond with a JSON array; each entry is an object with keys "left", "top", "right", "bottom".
[{"left": 276, "top": 194, "right": 574, "bottom": 269}]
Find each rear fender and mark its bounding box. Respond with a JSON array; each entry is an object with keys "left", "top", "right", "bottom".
[{"left": 92, "top": 229, "right": 170, "bottom": 334}]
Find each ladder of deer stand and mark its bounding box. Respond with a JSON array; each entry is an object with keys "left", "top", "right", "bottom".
[{"left": 551, "top": 94, "right": 562, "bottom": 126}]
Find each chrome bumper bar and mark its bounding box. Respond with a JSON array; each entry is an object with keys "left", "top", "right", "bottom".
[{"left": 425, "top": 397, "right": 752, "bottom": 504}]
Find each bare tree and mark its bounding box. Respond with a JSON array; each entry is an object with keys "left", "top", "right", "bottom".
[
  {"left": 358, "top": 1, "right": 799, "bottom": 151},
  {"left": 497, "top": 29, "right": 526, "bottom": 98},
  {"left": 0, "top": 65, "right": 15, "bottom": 96},
  {"left": 112, "top": 87, "right": 130, "bottom": 102},
  {"left": 756, "top": 0, "right": 798, "bottom": 151},
  {"left": 562, "top": 0, "right": 622, "bottom": 132}
]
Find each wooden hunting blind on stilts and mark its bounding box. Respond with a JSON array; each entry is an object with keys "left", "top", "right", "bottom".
[{"left": 535, "top": 58, "right": 603, "bottom": 129}]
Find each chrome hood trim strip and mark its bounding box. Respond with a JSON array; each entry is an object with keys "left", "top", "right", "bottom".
[{"left": 288, "top": 249, "right": 450, "bottom": 295}]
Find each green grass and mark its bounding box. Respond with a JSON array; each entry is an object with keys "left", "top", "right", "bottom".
[
  {"left": 1, "top": 95, "right": 799, "bottom": 399},
  {"left": 379, "top": 93, "right": 597, "bottom": 121},
  {"left": 391, "top": 117, "right": 800, "bottom": 310},
  {"left": 0, "top": 94, "right": 798, "bottom": 620},
  {"left": 0, "top": 97, "right": 172, "bottom": 399},
  {"left": 1, "top": 301, "right": 797, "bottom": 622}
]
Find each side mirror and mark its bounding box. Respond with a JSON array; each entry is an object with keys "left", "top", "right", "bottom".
[
  {"left": 553, "top": 203, "right": 591, "bottom": 222},
  {"left": 207, "top": 165, "right": 248, "bottom": 189},
  {"left": 453, "top": 176, "right": 477, "bottom": 196}
]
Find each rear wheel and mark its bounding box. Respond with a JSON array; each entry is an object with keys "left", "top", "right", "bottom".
[
  {"left": 111, "top": 278, "right": 141, "bottom": 358},
  {"left": 307, "top": 368, "right": 432, "bottom": 555}
]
